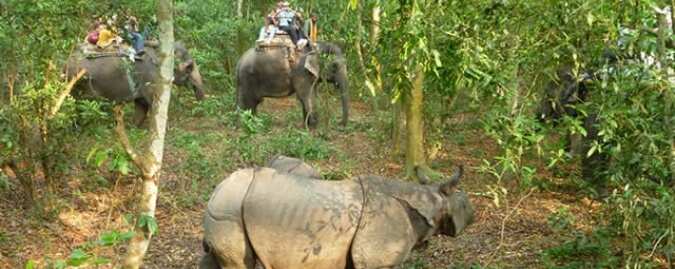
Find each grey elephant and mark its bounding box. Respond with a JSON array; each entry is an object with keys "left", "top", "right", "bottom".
[
  {"left": 236, "top": 40, "right": 349, "bottom": 128},
  {"left": 536, "top": 66, "right": 608, "bottom": 196},
  {"left": 199, "top": 165, "right": 474, "bottom": 269},
  {"left": 64, "top": 42, "right": 205, "bottom": 126},
  {"left": 265, "top": 154, "right": 323, "bottom": 179}
]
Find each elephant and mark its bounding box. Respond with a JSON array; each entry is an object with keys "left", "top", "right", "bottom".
[
  {"left": 265, "top": 154, "right": 323, "bottom": 179},
  {"left": 535, "top": 66, "right": 609, "bottom": 197},
  {"left": 64, "top": 42, "right": 205, "bottom": 126},
  {"left": 236, "top": 40, "right": 349, "bottom": 128},
  {"left": 199, "top": 165, "right": 474, "bottom": 269}
]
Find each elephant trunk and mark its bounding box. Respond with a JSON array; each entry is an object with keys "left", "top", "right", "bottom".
[
  {"left": 189, "top": 64, "right": 206, "bottom": 101},
  {"left": 336, "top": 58, "right": 349, "bottom": 126}
]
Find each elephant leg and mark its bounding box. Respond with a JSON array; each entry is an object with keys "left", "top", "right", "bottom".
[
  {"left": 133, "top": 99, "right": 150, "bottom": 127},
  {"left": 293, "top": 77, "right": 318, "bottom": 128},
  {"left": 301, "top": 102, "right": 318, "bottom": 128},
  {"left": 236, "top": 90, "right": 262, "bottom": 116}
]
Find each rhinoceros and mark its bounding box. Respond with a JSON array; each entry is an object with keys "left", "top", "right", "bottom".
[
  {"left": 265, "top": 154, "right": 323, "bottom": 179},
  {"left": 199, "top": 165, "right": 474, "bottom": 269}
]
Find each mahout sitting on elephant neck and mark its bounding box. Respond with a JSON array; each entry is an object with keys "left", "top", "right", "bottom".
[{"left": 199, "top": 165, "right": 474, "bottom": 268}]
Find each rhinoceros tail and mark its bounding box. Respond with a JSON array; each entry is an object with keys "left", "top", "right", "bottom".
[
  {"left": 202, "top": 238, "right": 210, "bottom": 253},
  {"left": 199, "top": 239, "right": 222, "bottom": 269},
  {"left": 198, "top": 252, "right": 221, "bottom": 269}
]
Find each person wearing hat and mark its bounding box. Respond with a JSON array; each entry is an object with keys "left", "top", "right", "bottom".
[{"left": 304, "top": 11, "right": 321, "bottom": 42}]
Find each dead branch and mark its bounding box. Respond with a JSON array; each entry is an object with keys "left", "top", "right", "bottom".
[{"left": 485, "top": 187, "right": 536, "bottom": 267}]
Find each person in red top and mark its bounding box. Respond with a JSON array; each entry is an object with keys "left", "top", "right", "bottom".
[{"left": 86, "top": 21, "right": 101, "bottom": 45}]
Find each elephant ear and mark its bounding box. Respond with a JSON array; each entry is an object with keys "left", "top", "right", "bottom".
[{"left": 304, "top": 54, "right": 321, "bottom": 78}]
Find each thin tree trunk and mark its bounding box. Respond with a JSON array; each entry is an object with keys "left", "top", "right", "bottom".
[
  {"left": 371, "top": 4, "right": 380, "bottom": 45},
  {"left": 122, "top": 0, "right": 173, "bottom": 268},
  {"left": 354, "top": 1, "right": 365, "bottom": 71},
  {"left": 655, "top": 8, "right": 675, "bottom": 185},
  {"left": 237, "top": 0, "right": 243, "bottom": 18},
  {"left": 391, "top": 102, "right": 402, "bottom": 158},
  {"left": 404, "top": 63, "right": 426, "bottom": 176},
  {"left": 372, "top": 3, "right": 381, "bottom": 94},
  {"left": 370, "top": 3, "right": 384, "bottom": 112}
]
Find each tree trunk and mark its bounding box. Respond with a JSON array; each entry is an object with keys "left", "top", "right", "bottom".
[
  {"left": 122, "top": 0, "right": 173, "bottom": 268},
  {"left": 656, "top": 8, "right": 675, "bottom": 185},
  {"left": 237, "top": 0, "right": 243, "bottom": 18},
  {"left": 354, "top": 1, "right": 366, "bottom": 71},
  {"left": 371, "top": 3, "right": 380, "bottom": 46},
  {"left": 404, "top": 63, "right": 426, "bottom": 176},
  {"left": 372, "top": 3, "right": 382, "bottom": 94}
]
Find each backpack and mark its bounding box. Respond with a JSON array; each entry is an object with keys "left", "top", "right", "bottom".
[{"left": 87, "top": 30, "right": 99, "bottom": 44}]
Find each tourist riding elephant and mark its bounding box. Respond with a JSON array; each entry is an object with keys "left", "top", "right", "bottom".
[
  {"left": 236, "top": 41, "right": 349, "bottom": 128},
  {"left": 64, "top": 42, "right": 205, "bottom": 126},
  {"left": 199, "top": 165, "right": 474, "bottom": 269}
]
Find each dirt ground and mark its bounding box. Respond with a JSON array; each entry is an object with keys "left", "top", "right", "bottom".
[{"left": 0, "top": 96, "right": 607, "bottom": 268}]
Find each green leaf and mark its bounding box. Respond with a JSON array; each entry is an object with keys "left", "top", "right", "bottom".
[
  {"left": 118, "top": 231, "right": 136, "bottom": 241},
  {"left": 431, "top": 49, "right": 442, "bottom": 67},
  {"left": 117, "top": 157, "right": 130, "bottom": 175},
  {"left": 138, "top": 215, "right": 159, "bottom": 235},
  {"left": 99, "top": 230, "right": 119, "bottom": 246},
  {"left": 90, "top": 258, "right": 112, "bottom": 265},
  {"left": 85, "top": 145, "right": 99, "bottom": 164},
  {"left": 94, "top": 150, "right": 108, "bottom": 168},
  {"left": 25, "top": 260, "right": 35, "bottom": 269},
  {"left": 66, "top": 248, "right": 92, "bottom": 266}
]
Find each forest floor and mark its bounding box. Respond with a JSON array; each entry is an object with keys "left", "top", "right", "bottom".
[{"left": 0, "top": 95, "right": 613, "bottom": 268}]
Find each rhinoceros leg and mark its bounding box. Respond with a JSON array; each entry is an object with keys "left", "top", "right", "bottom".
[
  {"left": 198, "top": 251, "right": 221, "bottom": 269},
  {"left": 203, "top": 169, "right": 257, "bottom": 269}
]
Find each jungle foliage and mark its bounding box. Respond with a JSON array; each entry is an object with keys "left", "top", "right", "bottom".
[{"left": 1, "top": 0, "right": 674, "bottom": 267}]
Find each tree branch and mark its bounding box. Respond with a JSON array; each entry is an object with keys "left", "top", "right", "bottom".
[
  {"left": 638, "top": 25, "right": 675, "bottom": 50},
  {"left": 49, "top": 69, "right": 85, "bottom": 118},
  {"left": 113, "top": 104, "right": 140, "bottom": 168}
]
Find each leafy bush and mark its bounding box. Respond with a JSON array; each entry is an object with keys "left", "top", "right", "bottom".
[{"left": 265, "top": 130, "right": 336, "bottom": 160}]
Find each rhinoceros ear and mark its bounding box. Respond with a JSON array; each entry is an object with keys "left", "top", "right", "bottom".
[
  {"left": 266, "top": 154, "right": 283, "bottom": 167},
  {"left": 439, "top": 166, "right": 463, "bottom": 195},
  {"left": 414, "top": 166, "right": 433, "bottom": 185}
]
